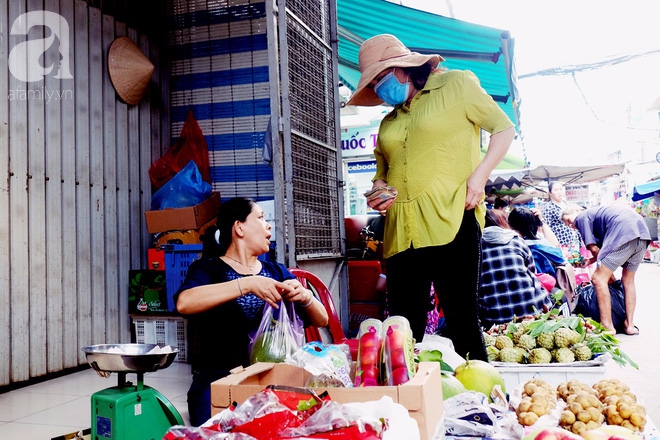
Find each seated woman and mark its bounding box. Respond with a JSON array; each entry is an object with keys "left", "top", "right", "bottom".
[
  {"left": 508, "top": 207, "right": 566, "bottom": 278},
  {"left": 175, "top": 197, "right": 329, "bottom": 426},
  {"left": 479, "top": 209, "right": 552, "bottom": 330}
]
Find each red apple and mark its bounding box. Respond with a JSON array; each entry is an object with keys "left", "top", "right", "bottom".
[
  {"left": 385, "top": 326, "right": 406, "bottom": 351},
  {"left": 388, "top": 348, "right": 407, "bottom": 369},
  {"left": 356, "top": 365, "right": 380, "bottom": 387},
  {"left": 359, "top": 347, "right": 380, "bottom": 366},
  {"left": 360, "top": 327, "right": 380, "bottom": 348},
  {"left": 390, "top": 366, "right": 410, "bottom": 385}
]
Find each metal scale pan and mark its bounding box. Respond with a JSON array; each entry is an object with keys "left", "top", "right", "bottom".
[{"left": 83, "top": 343, "right": 179, "bottom": 374}]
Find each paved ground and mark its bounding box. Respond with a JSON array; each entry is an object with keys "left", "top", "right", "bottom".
[{"left": 603, "top": 262, "right": 660, "bottom": 424}]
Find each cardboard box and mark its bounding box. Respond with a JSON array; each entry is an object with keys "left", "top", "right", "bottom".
[
  {"left": 145, "top": 192, "right": 221, "bottom": 234},
  {"left": 211, "top": 361, "right": 443, "bottom": 440}
]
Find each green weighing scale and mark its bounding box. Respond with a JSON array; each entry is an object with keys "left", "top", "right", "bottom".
[{"left": 83, "top": 344, "right": 184, "bottom": 440}]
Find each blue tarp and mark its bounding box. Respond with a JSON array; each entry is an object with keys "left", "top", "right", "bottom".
[{"left": 632, "top": 180, "right": 660, "bottom": 201}]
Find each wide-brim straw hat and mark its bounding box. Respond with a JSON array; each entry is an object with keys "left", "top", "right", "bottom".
[
  {"left": 108, "top": 36, "right": 154, "bottom": 105},
  {"left": 347, "top": 34, "right": 444, "bottom": 107}
]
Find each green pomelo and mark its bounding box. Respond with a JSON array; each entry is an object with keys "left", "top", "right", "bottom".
[
  {"left": 441, "top": 373, "right": 468, "bottom": 400},
  {"left": 249, "top": 331, "right": 287, "bottom": 364},
  {"left": 454, "top": 359, "right": 506, "bottom": 401}
]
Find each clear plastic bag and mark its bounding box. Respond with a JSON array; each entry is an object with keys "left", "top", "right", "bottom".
[
  {"left": 249, "top": 301, "right": 304, "bottom": 364},
  {"left": 286, "top": 341, "right": 353, "bottom": 387}
]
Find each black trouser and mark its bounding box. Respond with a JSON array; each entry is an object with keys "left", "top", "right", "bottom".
[
  {"left": 187, "top": 368, "right": 227, "bottom": 426},
  {"left": 385, "top": 210, "right": 487, "bottom": 361}
]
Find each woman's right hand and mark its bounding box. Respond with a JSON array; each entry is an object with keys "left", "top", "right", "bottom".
[
  {"left": 368, "top": 196, "right": 396, "bottom": 212},
  {"left": 366, "top": 180, "right": 396, "bottom": 212},
  {"left": 242, "top": 276, "right": 290, "bottom": 308}
]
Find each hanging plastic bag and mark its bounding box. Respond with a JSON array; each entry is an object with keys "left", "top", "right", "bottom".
[
  {"left": 249, "top": 301, "right": 304, "bottom": 364},
  {"left": 150, "top": 160, "right": 212, "bottom": 210},
  {"left": 149, "top": 109, "right": 211, "bottom": 189}
]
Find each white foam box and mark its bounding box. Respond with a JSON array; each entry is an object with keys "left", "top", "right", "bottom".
[{"left": 495, "top": 364, "right": 606, "bottom": 392}]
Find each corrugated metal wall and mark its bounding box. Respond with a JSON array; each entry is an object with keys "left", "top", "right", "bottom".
[
  {"left": 0, "top": 0, "right": 167, "bottom": 386},
  {"left": 166, "top": 0, "right": 274, "bottom": 202}
]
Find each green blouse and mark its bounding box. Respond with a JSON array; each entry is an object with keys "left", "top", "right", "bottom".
[{"left": 374, "top": 70, "right": 514, "bottom": 259}]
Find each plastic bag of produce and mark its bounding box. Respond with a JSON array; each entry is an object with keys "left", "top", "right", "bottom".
[
  {"left": 249, "top": 301, "right": 304, "bottom": 364},
  {"left": 286, "top": 341, "right": 353, "bottom": 388}
]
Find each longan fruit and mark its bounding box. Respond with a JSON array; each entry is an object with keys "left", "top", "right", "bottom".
[
  {"left": 520, "top": 412, "right": 539, "bottom": 426},
  {"left": 531, "top": 394, "right": 549, "bottom": 408},
  {"left": 576, "top": 394, "right": 591, "bottom": 409},
  {"left": 587, "top": 406, "right": 601, "bottom": 422},
  {"left": 629, "top": 412, "right": 646, "bottom": 428},
  {"left": 568, "top": 402, "right": 583, "bottom": 414},
  {"left": 571, "top": 421, "right": 587, "bottom": 435},
  {"left": 524, "top": 383, "right": 538, "bottom": 396},
  {"left": 618, "top": 403, "right": 633, "bottom": 419},
  {"left": 606, "top": 404, "right": 618, "bottom": 418},
  {"left": 603, "top": 395, "right": 619, "bottom": 406},
  {"left": 621, "top": 420, "right": 638, "bottom": 432},
  {"left": 517, "top": 399, "right": 532, "bottom": 414},
  {"left": 587, "top": 394, "right": 601, "bottom": 408},
  {"left": 608, "top": 412, "right": 624, "bottom": 425},
  {"left": 577, "top": 410, "right": 592, "bottom": 423},
  {"left": 585, "top": 421, "right": 601, "bottom": 430},
  {"left": 530, "top": 403, "right": 547, "bottom": 417},
  {"left": 560, "top": 410, "right": 576, "bottom": 425}
]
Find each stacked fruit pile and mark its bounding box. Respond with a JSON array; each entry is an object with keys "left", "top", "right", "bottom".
[
  {"left": 514, "top": 378, "right": 647, "bottom": 437},
  {"left": 516, "top": 379, "right": 558, "bottom": 426},
  {"left": 593, "top": 378, "right": 647, "bottom": 433},
  {"left": 484, "top": 312, "right": 637, "bottom": 368},
  {"left": 557, "top": 380, "right": 605, "bottom": 434}
]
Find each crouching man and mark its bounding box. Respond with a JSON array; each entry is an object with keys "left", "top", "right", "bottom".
[{"left": 561, "top": 204, "right": 651, "bottom": 335}]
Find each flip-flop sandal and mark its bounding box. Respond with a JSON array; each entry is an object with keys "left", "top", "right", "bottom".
[{"left": 625, "top": 326, "right": 640, "bottom": 335}]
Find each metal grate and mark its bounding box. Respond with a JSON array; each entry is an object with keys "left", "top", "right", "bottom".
[
  {"left": 285, "top": 0, "right": 341, "bottom": 259},
  {"left": 286, "top": 19, "right": 336, "bottom": 145},
  {"left": 290, "top": 135, "right": 342, "bottom": 258},
  {"left": 286, "top": 0, "right": 332, "bottom": 43}
]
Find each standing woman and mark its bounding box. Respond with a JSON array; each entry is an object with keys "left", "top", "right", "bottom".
[
  {"left": 347, "top": 34, "right": 515, "bottom": 360},
  {"left": 542, "top": 181, "right": 582, "bottom": 248},
  {"left": 175, "top": 197, "right": 328, "bottom": 425}
]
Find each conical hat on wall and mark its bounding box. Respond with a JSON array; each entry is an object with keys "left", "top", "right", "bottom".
[{"left": 108, "top": 36, "right": 154, "bottom": 105}]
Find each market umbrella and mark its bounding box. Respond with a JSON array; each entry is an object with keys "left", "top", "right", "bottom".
[
  {"left": 523, "top": 164, "right": 626, "bottom": 185},
  {"left": 486, "top": 187, "right": 547, "bottom": 205}
]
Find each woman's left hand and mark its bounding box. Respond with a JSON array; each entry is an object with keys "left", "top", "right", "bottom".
[
  {"left": 281, "top": 279, "right": 313, "bottom": 305},
  {"left": 465, "top": 174, "right": 486, "bottom": 210}
]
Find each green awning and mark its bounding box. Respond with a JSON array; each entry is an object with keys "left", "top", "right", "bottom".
[{"left": 337, "top": 0, "right": 520, "bottom": 131}]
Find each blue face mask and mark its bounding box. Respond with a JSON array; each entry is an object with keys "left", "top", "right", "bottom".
[{"left": 374, "top": 69, "right": 410, "bottom": 105}]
